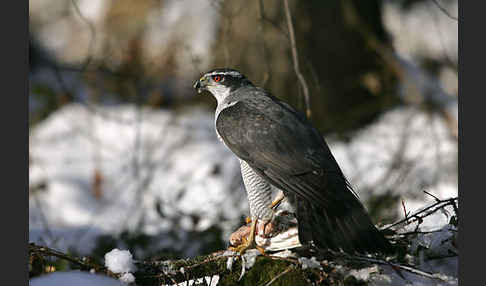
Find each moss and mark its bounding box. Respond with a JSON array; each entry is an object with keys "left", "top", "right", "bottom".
[{"left": 217, "top": 256, "right": 310, "bottom": 286}]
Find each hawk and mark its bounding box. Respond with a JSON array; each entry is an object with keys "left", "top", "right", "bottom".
[{"left": 193, "top": 68, "right": 393, "bottom": 254}]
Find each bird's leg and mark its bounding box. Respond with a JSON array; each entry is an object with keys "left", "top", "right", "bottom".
[
  {"left": 245, "top": 191, "right": 282, "bottom": 223},
  {"left": 231, "top": 218, "right": 258, "bottom": 254}
]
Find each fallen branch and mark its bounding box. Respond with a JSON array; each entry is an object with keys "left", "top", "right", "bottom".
[
  {"left": 29, "top": 243, "right": 117, "bottom": 279},
  {"left": 30, "top": 196, "right": 459, "bottom": 285},
  {"left": 264, "top": 265, "right": 294, "bottom": 286},
  {"left": 341, "top": 253, "right": 452, "bottom": 282}
]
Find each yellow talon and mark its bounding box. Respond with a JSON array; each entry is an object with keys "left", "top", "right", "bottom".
[
  {"left": 269, "top": 191, "right": 285, "bottom": 209},
  {"left": 231, "top": 219, "right": 258, "bottom": 254},
  {"left": 256, "top": 245, "right": 266, "bottom": 255}
]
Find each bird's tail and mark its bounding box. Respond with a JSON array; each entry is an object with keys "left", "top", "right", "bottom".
[{"left": 296, "top": 189, "right": 394, "bottom": 255}]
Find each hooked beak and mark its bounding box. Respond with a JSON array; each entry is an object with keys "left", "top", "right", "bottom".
[{"left": 193, "top": 76, "right": 206, "bottom": 94}]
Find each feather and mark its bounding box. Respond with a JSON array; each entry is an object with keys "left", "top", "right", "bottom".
[{"left": 216, "top": 86, "right": 393, "bottom": 254}]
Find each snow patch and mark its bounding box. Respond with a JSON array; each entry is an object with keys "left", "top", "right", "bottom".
[
  {"left": 243, "top": 249, "right": 262, "bottom": 270},
  {"left": 29, "top": 103, "right": 457, "bottom": 261},
  {"left": 271, "top": 249, "right": 296, "bottom": 259},
  {"left": 226, "top": 256, "right": 235, "bottom": 271},
  {"left": 329, "top": 106, "right": 457, "bottom": 230},
  {"left": 119, "top": 273, "right": 136, "bottom": 284},
  {"left": 348, "top": 265, "right": 379, "bottom": 281},
  {"left": 30, "top": 271, "right": 123, "bottom": 286},
  {"left": 29, "top": 104, "right": 244, "bottom": 256},
  {"left": 104, "top": 249, "right": 136, "bottom": 274},
  {"left": 298, "top": 257, "right": 323, "bottom": 270}
]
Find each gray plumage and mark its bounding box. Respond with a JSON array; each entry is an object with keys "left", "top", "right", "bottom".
[
  {"left": 194, "top": 68, "right": 393, "bottom": 254},
  {"left": 239, "top": 159, "right": 273, "bottom": 223}
]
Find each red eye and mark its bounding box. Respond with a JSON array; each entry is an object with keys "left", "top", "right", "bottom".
[{"left": 212, "top": 75, "right": 223, "bottom": 82}]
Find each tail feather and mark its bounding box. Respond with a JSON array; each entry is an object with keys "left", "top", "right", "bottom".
[{"left": 296, "top": 195, "right": 394, "bottom": 254}]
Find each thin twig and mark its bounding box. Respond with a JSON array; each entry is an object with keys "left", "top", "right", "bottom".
[
  {"left": 262, "top": 16, "right": 289, "bottom": 39},
  {"left": 423, "top": 190, "right": 441, "bottom": 203},
  {"left": 364, "top": 257, "right": 447, "bottom": 281},
  {"left": 329, "top": 250, "right": 453, "bottom": 282},
  {"left": 401, "top": 199, "right": 408, "bottom": 219},
  {"left": 29, "top": 243, "right": 116, "bottom": 277},
  {"left": 264, "top": 265, "right": 293, "bottom": 286},
  {"left": 430, "top": 0, "right": 458, "bottom": 21},
  {"left": 283, "top": 0, "right": 311, "bottom": 119},
  {"left": 266, "top": 254, "right": 299, "bottom": 264},
  {"left": 427, "top": 1, "right": 458, "bottom": 73},
  {"left": 385, "top": 197, "right": 458, "bottom": 230},
  {"left": 258, "top": 0, "right": 271, "bottom": 87},
  {"left": 70, "top": 0, "right": 96, "bottom": 71}
]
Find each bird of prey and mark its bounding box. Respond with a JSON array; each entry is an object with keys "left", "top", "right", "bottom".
[{"left": 193, "top": 68, "right": 393, "bottom": 254}]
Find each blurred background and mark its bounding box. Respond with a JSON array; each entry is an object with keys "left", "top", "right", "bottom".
[{"left": 29, "top": 0, "right": 457, "bottom": 264}]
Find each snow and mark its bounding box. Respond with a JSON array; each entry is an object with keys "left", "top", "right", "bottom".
[
  {"left": 329, "top": 106, "right": 457, "bottom": 230},
  {"left": 226, "top": 256, "right": 235, "bottom": 271},
  {"left": 29, "top": 103, "right": 245, "bottom": 256},
  {"left": 29, "top": 1, "right": 457, "bottom": 284},
  {"left": 271, "top": 249, "right": 296, "bottom": 259},
  {"left": 119, "top": 273, "right": 135, "bottom": 284},
  {"left": 29, "top": 102, "right": 457, "bottom": 258},
  {"left": 348, "top": 265, "right": 379, "bottom": 281},
  {"left": 104, "top": 249, "right": 136, "bottom": 274},
  {"left": 30, "top": 0, "right": 219, "bottom": 82},
  {"left": 371, "top": 264, "right": 458, "bottom": 286},
  {"left": 30, "top": 271, "right": 123, "bottom": 286},
  {"left": 417, "top": 225, "right": 457, "bottom": 257},
  {"left": 298, "top": 257, "right": 323, "bottom": 270},
  {"left": 242, "top": 249, "right": 262, "bottom": 270},
  {"left": 383, "top": 1, "right": 458, "bottom": 64},
  {"left": 169, "top": 276, "right": 219, "bottom": 286},
  {"left": 142, "top": 0, "right": 220, "bottom": 76}
]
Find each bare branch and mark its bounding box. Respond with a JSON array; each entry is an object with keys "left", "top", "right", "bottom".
[
  {"left": 258, "top": 0, "right": 271, "bottom": 87},
  {"left": 339, "top": 252, "right": 453, "bottom": 282},
  {"left": 264, "top": 265, "right": 293, "bottom": 286},
  {"left": 401, "top": 199, "right": 408, "bottom": 219},
  {"left": 384, "top": 197, "right": 458, "bottom": 230},
  {"left": 70, "top": 0, "right": 97, "bottom": 71},
  {"left": 342, "top": 0, "right": 458, "bottom": 141},
  {"left": 423, "top": 190, "right": 441, "bottom": 203},
  {"left": 430, "top": 0, "right": 458, "bottom": 21},
  {"left": 29, "top": 243, "right": 117, "bottom": 278},
  {"left": 262, "top": 16, "right": 289, "bottom": 39},
  {"left": 283, "top": 0, "right": 312, "bottom": 119}
]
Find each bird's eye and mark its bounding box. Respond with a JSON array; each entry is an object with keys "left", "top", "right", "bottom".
[{"left": 212, "top": 75, "right": 223, "bottom": 82}]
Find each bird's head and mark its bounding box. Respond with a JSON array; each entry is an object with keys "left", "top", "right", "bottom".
[{"left": 193, "top": 68, "right": 253, "bottom": 103}]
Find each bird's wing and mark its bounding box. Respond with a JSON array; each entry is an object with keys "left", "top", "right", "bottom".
[
  {"left": 216, "top": 94, "right": 352, "bottom": 209},
  {"left": 217, "top": 93, "right": 394, "bottom": 254}
]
